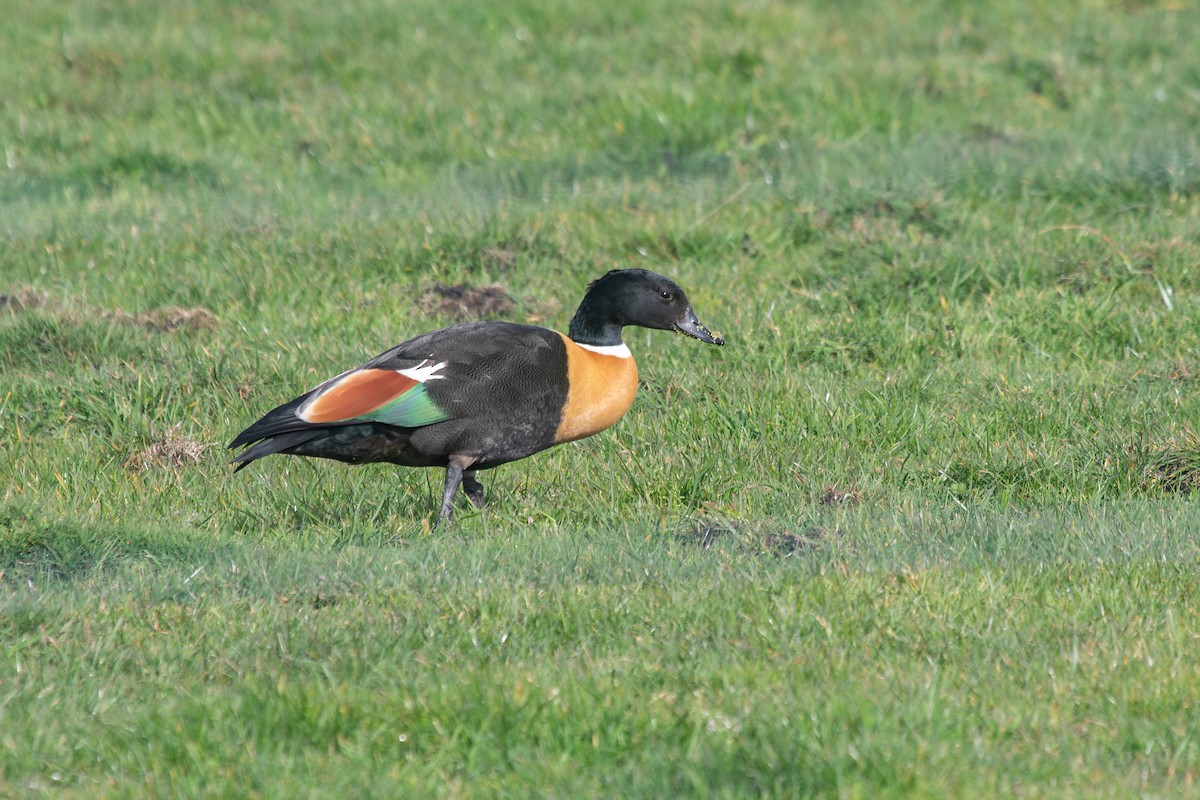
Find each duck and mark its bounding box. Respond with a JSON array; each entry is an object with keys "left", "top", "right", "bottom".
[{"left": 229, "top": 268, "right": 724, "bottom": 525}]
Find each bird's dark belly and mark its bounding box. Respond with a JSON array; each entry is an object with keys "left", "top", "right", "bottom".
[
  {"left": 409, "top": 417, "right": 558, "bottom": 470},
  {"left": 292, "top": 419, "right": 559, "bottom": 471},
  {"left": 290, "top": 424, "right": 443, "bottom": 468}
]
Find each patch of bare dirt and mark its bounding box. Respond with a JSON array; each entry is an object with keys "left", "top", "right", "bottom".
[
  {"left": 1164, "top": 361, "right": 1196, "bottom": 382},
  {"left": 125, "top": 425, "right": 212, "bottom": 472},
  {"left": 819, "top": 486, "right": 860, "bottom": 507},
  {"left": 478, "top": 243, "right": 522, "bottom": 272},
  {"left": 419, "top": 283, "right": 514, "bottom": 321},
  {"left": 0, "top": 287, "right": 46, "bottom": 314},
  {"left": 678, "top": 517, "right": 845, "bottom": 558},
  {"left": 1, "top": 293, "right": 220, "bottom": 337},
  {"left": 1140, "top": 438, "right": 1200, "bottom": 496},
  {"left": 763, "top": 526, "right": 839, "bottom": 556},
  {"left": 968, "top": 123, "right": 1017, "bottom": 145},
  {"left": 763, "top": 525, "right": 840, "bottom": 556},
  {"left": 107, "top": 306, "right": 218, "bottom": 333},
  {"left": 678, "top": 520, "right": 737, "bottom": 549}
]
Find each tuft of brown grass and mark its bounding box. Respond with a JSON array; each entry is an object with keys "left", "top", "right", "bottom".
[
  {"left": 125, "top": 425, "right": 212, "bottom": 472},
  {"left": 108, "top": 307, "right": 219, "bottom": 333}
]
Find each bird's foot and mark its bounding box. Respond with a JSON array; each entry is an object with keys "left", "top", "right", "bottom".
[{"left": 462, "top": 470, "right": 486, "bottom": 509}]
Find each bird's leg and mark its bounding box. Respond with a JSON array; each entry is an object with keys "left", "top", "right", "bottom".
[
  {"left": 436, "top": 455, "right": 477, "bottom": 527},
  {"left": 462, "top": 469, "right": 485, "bottom": 509}
]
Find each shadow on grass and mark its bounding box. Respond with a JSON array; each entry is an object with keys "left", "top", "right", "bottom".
[
  {"left": 3, "top": 148, "right": 223, "bottom": 205},
  {"left": 0, "top": 501, "right": 218, "bottom": 585},
  {"left": 676, "top": 517, "right": 845, "bottom": 558}
]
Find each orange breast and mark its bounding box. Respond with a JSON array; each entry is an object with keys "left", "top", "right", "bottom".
[{"left": 554, "top": 334, "right": 639, "bottom": 444}]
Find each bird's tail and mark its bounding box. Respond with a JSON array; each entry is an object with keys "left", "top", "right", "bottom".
[{"left": 229, "top": 429, "right": 324, "bottom": 472}]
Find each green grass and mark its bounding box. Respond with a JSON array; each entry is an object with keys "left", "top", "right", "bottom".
[{"left": 3, "top": 0, "right": 1200, "bottom": 795}]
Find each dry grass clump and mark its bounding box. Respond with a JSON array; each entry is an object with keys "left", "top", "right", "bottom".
[
  {"left": 125, "top": 424, "right": 212, "bottom": 472},
  {"left": 109, "top": 307, "right": 219, "bottom": 333}
]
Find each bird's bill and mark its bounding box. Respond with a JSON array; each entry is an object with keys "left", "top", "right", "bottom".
[{"left": 674, "top": 307, "right": 724, "bottom": 346}]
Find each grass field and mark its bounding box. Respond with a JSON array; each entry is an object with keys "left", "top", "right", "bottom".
[{"left": 4, "top": 0, "right": 1200, "bottom": 795}]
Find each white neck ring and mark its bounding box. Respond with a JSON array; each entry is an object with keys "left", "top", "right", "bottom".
[{"left": 574, "top": 341, "right": 632, "bottom": 358}]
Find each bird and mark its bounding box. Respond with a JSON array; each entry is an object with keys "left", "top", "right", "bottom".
[{"left": 229, "top": 268, "right": 724, "bottom": 525}]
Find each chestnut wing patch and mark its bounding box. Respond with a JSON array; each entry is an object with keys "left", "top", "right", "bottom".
[{"left": 299, "top": 367, "right": 451, "bottom": 428}]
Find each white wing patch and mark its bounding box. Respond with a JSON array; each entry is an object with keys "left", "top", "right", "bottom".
[{"left": 398, "top": 359, "right": 448, "bottom": 382}]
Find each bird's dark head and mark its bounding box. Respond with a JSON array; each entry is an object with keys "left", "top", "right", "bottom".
[{"left": 569, "top": 269, "right": 724, "bottom": 347}]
